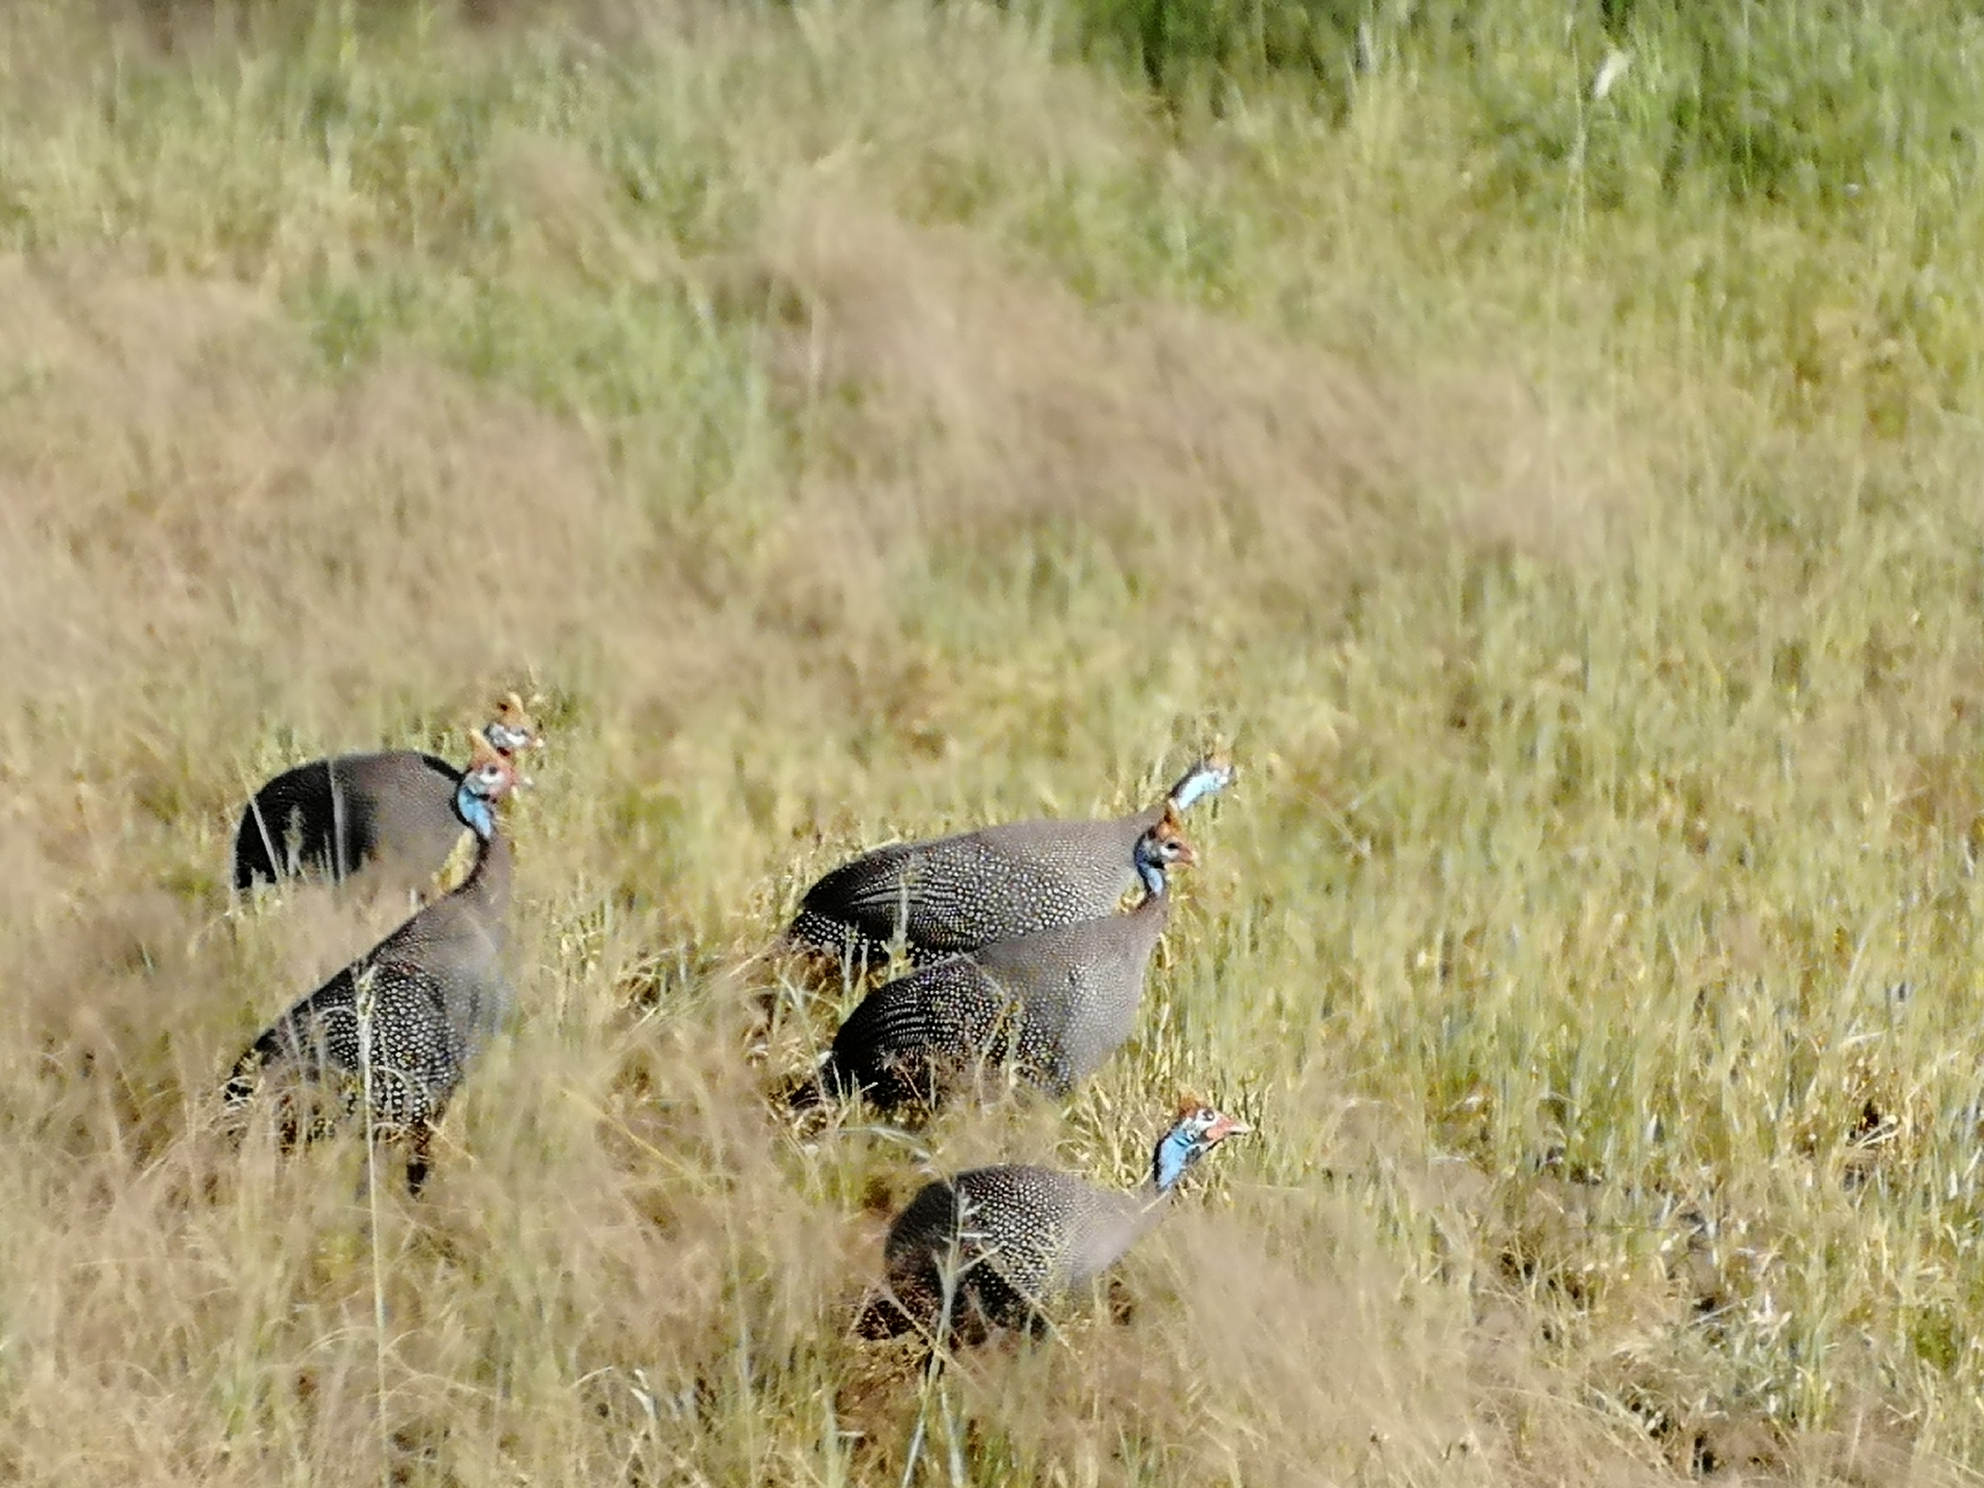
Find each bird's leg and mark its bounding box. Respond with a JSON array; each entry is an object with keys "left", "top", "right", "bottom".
[{"left": 404, "top": 1124, "right": 433, "bottom": 1197}]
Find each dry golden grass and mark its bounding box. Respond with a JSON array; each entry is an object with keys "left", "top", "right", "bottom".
[{"left": 7, "top": 0, "right": 1984, "bottom": 1483}]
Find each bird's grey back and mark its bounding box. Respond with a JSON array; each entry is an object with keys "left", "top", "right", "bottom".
[
  {"left": 820, "top": 885, "right": 1169, "bottom": 1108},
  {"left": 883, "top": 1164, "right": 1152, "bottom": 1327},
  {"left": 266, "top": 830, "right": 513, "bottom": 1088},
  {"left": 803, "top": 811, "right": 1152, "bottom": 956},
  {"left": 234, "top": 749, "right": 465, "bottom": 892},
  {"left": 380, "top": 832, "right": 513, "bottom": 1047},
  {"left": 971, "top": 890, "right": 1171, "bottom": 1091}
]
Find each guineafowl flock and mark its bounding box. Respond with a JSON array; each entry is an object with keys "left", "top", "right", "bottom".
[{"left": 222, "top": 694, "right": 1244, "bottom": 1348}]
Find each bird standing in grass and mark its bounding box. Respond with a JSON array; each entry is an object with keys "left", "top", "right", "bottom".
[
  {"left": 794, "top": 807, "right": 1197, "bottom": 1112},
  {"left": 788, "top": 755, "right": 1232, "bottom": 968},
  {"left": 860, "top": 1098, "right": 1252, "bottom": 1342},
  {"left": 232, "top": 692, "right": 540, "bottom": 894},
  {"left": 224, "top": 733, "right": 522, "bottom": 1194}
]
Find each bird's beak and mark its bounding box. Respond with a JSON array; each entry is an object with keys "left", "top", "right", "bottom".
[{"left": 1207, "top": 1113, "right": 1252, "bottom": 1141}]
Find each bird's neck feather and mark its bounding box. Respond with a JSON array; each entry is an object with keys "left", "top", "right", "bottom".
[{"left": 454, "top": 818, "right": 511, "bottom": 919}]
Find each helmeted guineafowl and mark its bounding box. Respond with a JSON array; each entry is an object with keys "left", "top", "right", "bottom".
[
  {"left": 224, "top": 733, "right": 521, "bottom": 1194},
  {"left": 232, "top": 693, "right": 540, "bottom": 894},
  {"left": 795, "top": 808, "right": 1195, "bottom": 1112},
  {"left": 788, "top": 754, "right": 1232, "bottom": 967},
  {"left": 860, "top": 1098, "right": 1251, "bottom": 1341}
]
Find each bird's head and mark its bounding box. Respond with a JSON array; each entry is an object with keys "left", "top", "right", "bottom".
[
  {"left": 482, "top": 692, "right": 543, "bottom": 758},
  {"left": 1134, "top": 804, "right": 1197, "bottom": 896},
  {"left": 454, "top": 733, "right": 521, "bottom": 839},
  {"left": 1151, "top": 1095, "right": 1252, "bottom": 1194}
]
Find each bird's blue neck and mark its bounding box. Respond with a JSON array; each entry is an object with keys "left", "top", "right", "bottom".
[
  {"left": 455, "top": 782, "right": 495, "bottom": 841},
  {"left": 1150, "top": 1124, "right": 1199, "bottom": 1194}
]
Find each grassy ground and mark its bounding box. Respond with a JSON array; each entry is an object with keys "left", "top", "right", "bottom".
[{"left": 7, "top": 0, "right": 1984, "bottom": 1482}]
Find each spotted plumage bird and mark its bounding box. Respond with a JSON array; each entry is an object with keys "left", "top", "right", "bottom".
[
  {"left": 224, "top": 733, "right": 521, "bottom": 1193},
  {"left": 788, "top": 755, "right": 1232, "bottom": 968},
  {"left": 860, "top": 1099, "right": 1251, "bottom": 1341},
  {"left": 232, "top": 693, "right": 540, "bottom": 894},
  {"left": 794, "top": 808, "right": 1195, "bottom": 1112}
]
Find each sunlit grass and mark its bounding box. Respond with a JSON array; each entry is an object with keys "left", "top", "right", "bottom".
[{"left": 5, "top": 0, "right": 1984, "bottom": 1482}]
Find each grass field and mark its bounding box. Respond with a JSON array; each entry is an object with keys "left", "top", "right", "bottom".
[{"left": 7, "top": 0, "right": 1984, "bottom": 1482}]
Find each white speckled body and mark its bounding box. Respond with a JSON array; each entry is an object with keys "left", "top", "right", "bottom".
[
  {"left": 226, "top": 775, "right": 514, "bottom": 1186},
  {"left": 878, "top": 1164, "right": 1159, "bottom": 1335},
  {"left": 819, "top": 886, "right": 1171, "bottom": 1109},
  {"left": 790, "top": 757, "right": 1229, "bottom": 963}
]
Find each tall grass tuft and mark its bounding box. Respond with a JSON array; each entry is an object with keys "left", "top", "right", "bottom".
[{"left": 6, "top": 0, "right": 1984, "bottom": 1482}]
